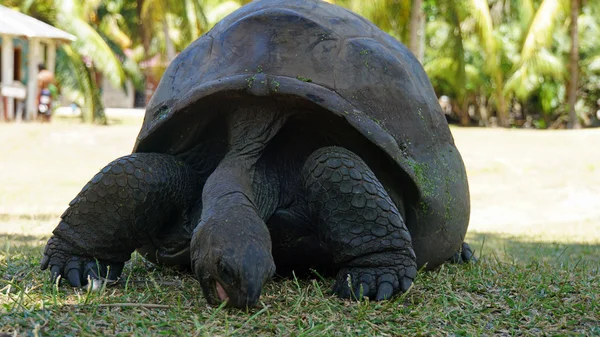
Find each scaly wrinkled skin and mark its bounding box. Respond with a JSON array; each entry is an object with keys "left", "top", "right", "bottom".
[
  {"left": 302, "top": 147, "right": 417, "bottom": 300},
  {"left": 41, "top": 153, "right": 201, "bottom": 287}
]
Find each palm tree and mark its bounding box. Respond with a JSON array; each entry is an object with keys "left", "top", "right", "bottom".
[
  {"left": 466, "top": 0, "right": 507, "bottom": 126},
  {"left": 427, "top": 0, "right": 574, "bottom": 127},
  {"left": 422, "top": 0, "right": 500, "bottom": 126}
]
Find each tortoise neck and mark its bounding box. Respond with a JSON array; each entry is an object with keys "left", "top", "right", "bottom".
[{"left": 200, "top": 104, "right": 289, "bottom": 222}]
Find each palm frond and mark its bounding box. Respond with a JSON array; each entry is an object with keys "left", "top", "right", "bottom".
[
  {"left": 100, "top": 15, "right": 133, "bottom": 49},
  {"left": 520, "top": 0, "right": 564, "bottom": 62},
  {"left": 468, "top": 0, "right": 496, "bottom": 58},
  {"left": 587, "top": 56, "right": 600, "bottom": 72},
  {"left": 100, "top": 31, "right": 145, "bottom": 93},
  {"left": 504, "top": 0, "right": 567, "bottom": 101},
  {"left": 205, "top": 1, "right": 242, "bottom": 28},
  {"left": 57, "top": 45, "right": 105, "bottom": 124},
  {"left": 504, "top": 67, "right": 533, "bottom": 100},
  {"left": 56, "top": 0, "right": 127, "bottom": 88},
  {"left": 520, "top": 0, "right": 534, "bottom": 33},
  {"left": 504, "top": 48, "right": 565, "bottom": 100},
  {"left": 424, "top": 57, "right": 461, "bottom": 87},
  {"left": 531, "top": 48, "right": 566, "bottom": 80},
  {"left": 19, "top": 0, "right": 35, "bottom": 12}
]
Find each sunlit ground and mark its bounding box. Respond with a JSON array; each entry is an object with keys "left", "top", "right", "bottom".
[
  {"left": 454, "top": 126, "right": 600, "bottom": 244},
  {"left": 1, "top": 114, "right": 599, "bottom": 335}
]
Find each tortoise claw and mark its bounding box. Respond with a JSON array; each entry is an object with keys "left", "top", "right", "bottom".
[
  {"left": 400, "top": 276, "right": 412, "bottom": 292},
  {"left": 333, "top": 262, "right": 416, "bottom": 302},
  {"left": 375, "top": 282, "right": 394, "bottom": 301},
  {"left": 67, "top": 269, "right": 82, "bottom": 287},
  {"left": 354, "top": 282, "right": 370, "bottom": 300},
  {"left": 107, "top": 263, "right": 125, "bottom": 282},
  {"left": 40, "top": 255, "right": 50, "bottom": 270},
  {"left": 41, "top": 235, "right": 125, "bottom": 287},
  {"left": 50, "top": 265, "right": 61, "bottom": 283}
]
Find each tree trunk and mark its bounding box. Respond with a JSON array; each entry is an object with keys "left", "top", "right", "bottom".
[
  {"left": 418, "top": 9, "right": 426, "bottom": 62},
  {"left": 459, "top": 98, "right": 470, "bottom": 126},
  {"left": 137, "top": 0, "right": 150, "bottom": 53},
  {"left": 494, "top": 72, "right": 509, "bottom": 127},
  {"left": 409, "top": 0, "right": 424, "bottom": 62},
  {"left": 162, "top": 17, "right": 176, "bottom": 62},
  {"left": 567, "top": 0, "right": 581, "bottom": 129}
]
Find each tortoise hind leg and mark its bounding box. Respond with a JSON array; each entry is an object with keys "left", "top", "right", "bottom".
[
  {"left": 302, "top": 146, "right": 417, "bottom": 301},
  {"left": 41, "top": 153, "right": 201, "bottom": 286},
  {"left": 449, "top": 242, "right": 478, "bottom": 264}
]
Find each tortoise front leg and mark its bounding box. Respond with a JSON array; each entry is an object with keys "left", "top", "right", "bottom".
[
  {"left": 41, "top": 153, "right": 200, "bottom": 286},
  {"left": 302, "top": 146, "right": 417, "bottom": 301}
]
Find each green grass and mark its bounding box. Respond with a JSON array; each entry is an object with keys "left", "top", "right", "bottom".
[
  {"left": 1, "top": 120, "right": 600, "bottom": 336},
  {"left": 1, "top": 233, "right": 599, "bottom": 336}
]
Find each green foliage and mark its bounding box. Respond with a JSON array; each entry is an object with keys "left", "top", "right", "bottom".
[
  {"left": 577, "top": 2, "right": 600, "bottom": 126},
  {"left": 343, "top": 0, "right": 597, "bottom": 128},
  {"left": 3, "top": 0, "right": 598, "bottom": 127},
  {"left": 419, "top": 0, "right": 599, "bottom": 127},
  {"left": 334, "top": 0, "right": 412, "bottom": 41}
]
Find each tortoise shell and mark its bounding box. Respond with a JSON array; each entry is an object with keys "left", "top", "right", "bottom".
[{"left": 133, "top": 0, "right": 470, "bottom": 268}]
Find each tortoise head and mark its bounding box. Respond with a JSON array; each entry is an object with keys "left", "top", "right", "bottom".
[{"left": 190, "top": 212, "right": 275, "bottom": 309}]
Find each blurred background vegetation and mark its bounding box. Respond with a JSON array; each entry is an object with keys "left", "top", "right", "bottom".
[{"left": 1, "top": 0, "right": 598, "bottom": 129}]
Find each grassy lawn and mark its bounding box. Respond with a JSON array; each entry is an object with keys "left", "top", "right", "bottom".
[{"left": 1, "top": 117, "right": 599, "bottom": 336}]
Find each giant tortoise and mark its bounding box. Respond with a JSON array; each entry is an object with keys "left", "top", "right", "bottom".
[{"left": 41, "top": 0, "right": 473, "bottom": 308}]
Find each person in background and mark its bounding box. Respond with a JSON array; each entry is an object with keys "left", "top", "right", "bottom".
[{"left": 37, "top": 63, "right": 57, "bottom": 122}]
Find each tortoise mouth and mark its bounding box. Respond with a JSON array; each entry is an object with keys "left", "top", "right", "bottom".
[{"left": 216, "top": 281, "right": 229, "bottom": 302}]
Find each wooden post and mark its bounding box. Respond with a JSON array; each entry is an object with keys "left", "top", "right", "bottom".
[
  {"left": 26, "top": 37, "right": 40, "bottom": 121},
  {"left": 46, "top": 40, "right": 56, "bottom": 74},
  {"left": 1, "top": 35, "right": 15, "bottom": 121}
]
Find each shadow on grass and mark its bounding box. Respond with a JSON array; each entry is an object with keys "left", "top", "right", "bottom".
[
  {"left": 466, "top": 231, "right": 600, "bottom": 267},
  {"left": 0, "top": 213, "right": 58, "bottom": 222},
  {"left": 0, "top": 233, "right": 48, "bottom": 249},
  {"left": 2, "top": 231, "right": 599, "bottom": 269}
]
